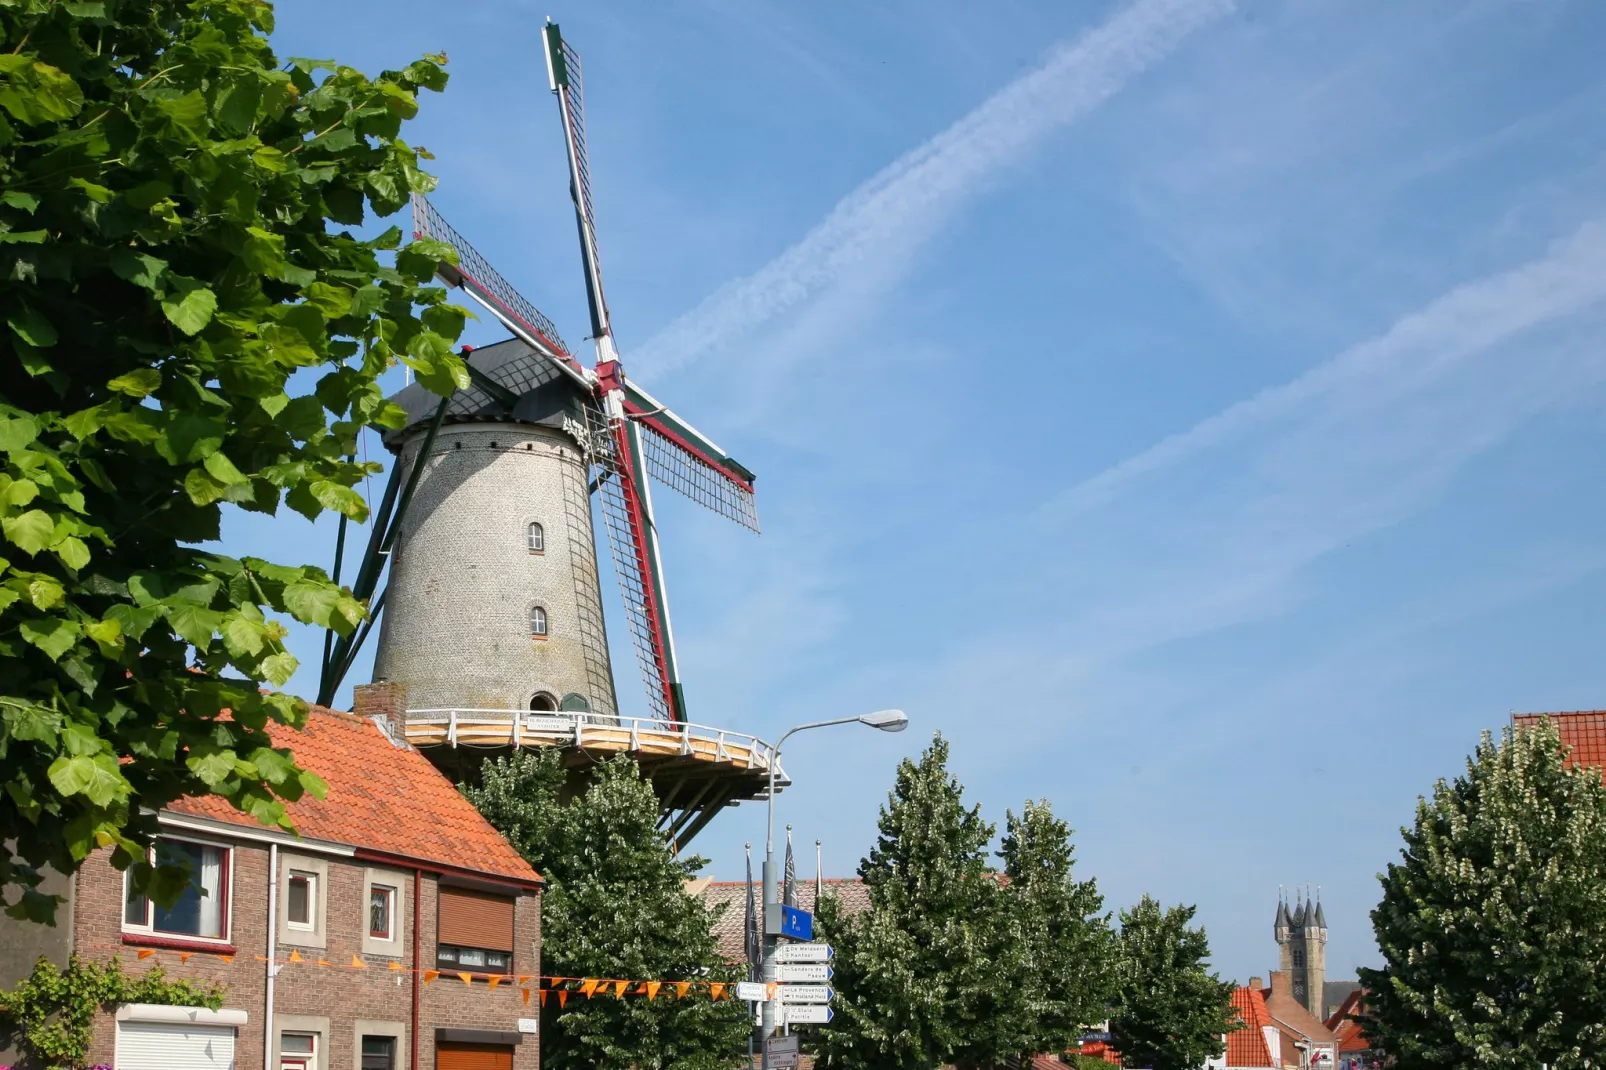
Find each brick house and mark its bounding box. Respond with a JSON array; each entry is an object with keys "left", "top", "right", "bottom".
[{"left": 0, "top": 702, "right": 542, "bottom": 1070}]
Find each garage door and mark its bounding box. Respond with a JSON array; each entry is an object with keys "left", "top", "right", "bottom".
[
  {"left": 436, "top": 1040, "right": 513, "bottom": 1070},
  {"left": 117, "top": 1019, "right": 237, "bottom": 1069}
]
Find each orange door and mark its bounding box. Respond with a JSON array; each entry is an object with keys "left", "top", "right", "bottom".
[{"left": 436, "top": 1041, "right": 514, "bottom": 1070}]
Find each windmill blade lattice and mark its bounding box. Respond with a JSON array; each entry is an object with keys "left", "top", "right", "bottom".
[{"left": 635, "top": 420, "right": 760, "bottom": 532}]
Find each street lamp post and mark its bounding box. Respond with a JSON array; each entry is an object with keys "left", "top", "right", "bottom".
[{"left": 759, "top": 709, "right": 908, "bottom": 1068}]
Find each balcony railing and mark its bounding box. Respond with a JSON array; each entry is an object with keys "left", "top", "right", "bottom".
[{"left": 403, "top": 708, "right": 789, "bottom": 789}]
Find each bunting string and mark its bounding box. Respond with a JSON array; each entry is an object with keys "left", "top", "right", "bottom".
[{"left": 102, "top": 943, "right": 742, "bottom": 1005}]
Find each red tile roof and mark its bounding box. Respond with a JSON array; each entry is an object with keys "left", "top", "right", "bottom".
[
  {"left": 1325, "top": 988, "right": 1372, "bottom": 1053},
  {"left": 168, "top": 706, "right": 540, "bottom": 887},
  {"left": 1227, "top": 985, "right": 1276, "bottom": 1068},
  {"left": 1513, "top": 711, "right": 1606, "bottom": 776}
]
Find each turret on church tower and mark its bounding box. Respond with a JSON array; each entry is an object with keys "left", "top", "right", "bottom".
[{"left": 1274, "top": 887, "right": 1327, "bottom": 1019}]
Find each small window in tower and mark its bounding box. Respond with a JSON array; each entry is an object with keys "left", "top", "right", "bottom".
[
  {"left": 1293, "top": 948, "right": 1305, "bottom": 968},
  {"left": 530, "top": 693, "right": 558, "bottom": 712},
  {"left": 530, "top": 606, "right": 548, "bottom": 638},
  {"left": 527, "top": 522, "right": 545, "bottom": 553}
]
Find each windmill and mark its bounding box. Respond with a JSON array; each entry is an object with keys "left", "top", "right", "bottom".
[{"left": 318, "top": 21, "right": 761, "bottom": 776}]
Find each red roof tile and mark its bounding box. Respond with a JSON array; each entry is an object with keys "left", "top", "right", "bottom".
[
  {"left": 1227, "top": 986, "right": 1276, "bottom": 1068},
  {"left": 1514, "top": 711, "right": 1606, "bottom": 776},
  {"left": 168, "top": 706, "right": 539, "bottom": 887},
  {"left": 1325, "top": 988, "right": 1371, "bottom": 1053}
]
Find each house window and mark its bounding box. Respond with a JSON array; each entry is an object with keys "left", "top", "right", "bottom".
[
  {"left": 527, "top": 522, "right": 545, "bottom": 553},
  {"left": 370, "top": 884, "right": 396, "bottom": 941},
  {"left": 361, "top": 1036, "right": 397, "bottom": 1070},
  {"left": 437, "top": 886, "right": 515, "bottom": 976},
  {"left": 123, "top": 838, "right": 230, "bottom": 941},
  {"left": 529, "top": 606, "right": 547, "bottom": 638},
  {"left": 280, "top": 1031, "right": 316, "bottom": 1070},
  {"left": 286, "top": 871, "right": 316, "bottom": 931}
]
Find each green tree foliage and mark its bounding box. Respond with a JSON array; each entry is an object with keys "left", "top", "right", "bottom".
[
  {"left": 1108, "top": 895, "right": 1236, "bottom": 1070},
  {"left": 0, "top": 954, "right": 224, "bottom": 1067},
  {"left": 816, "top": 738, "right": 1116, "bottom": 1070},
  {"left": 979, "top": 800, "right": 1116, "bottom": 1067},
  {"left": 465, "top": 750, "right": 747, "bottom": 1070},
  {"left": 0, "top": 0, "right": 469, "bottom": 920},
  {"left": 814, "top": 732, "right": 1002, "bottom": 1070},
  {"left": 1359, "top": 719, "right": 1606, "bottom": 1069}
]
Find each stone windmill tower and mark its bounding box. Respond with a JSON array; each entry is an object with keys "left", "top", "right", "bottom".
[
  {"left": 1274, "top": 886, "right": 1327, "bottom": 1018},
  {"left": 314, "top": 20, "right": 779, "bottom": 846}
]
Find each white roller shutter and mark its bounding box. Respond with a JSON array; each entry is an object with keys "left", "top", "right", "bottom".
[{"left": 116, "top": 1019, "right": 237, "bottom": 1069}]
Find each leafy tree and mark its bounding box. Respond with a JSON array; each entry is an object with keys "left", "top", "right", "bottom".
[
  {"left": 971, "top": 799, "right": 1115, "bottom": 1068},
  {"left": 814, "top": 732, "right": 1001, "bottom": 1070},
  {"left": 1359, "top": 719, "right": 1606, "bottom": 1069},
  {"left": 0, "top": 0, "right": 470, "bottom": 920},
  {"left": 1108, "top": 895, "right": 1236, "bottom": 1070},
  {"left": 465, "top": 750, "right": 747, "bottom": 1070}
]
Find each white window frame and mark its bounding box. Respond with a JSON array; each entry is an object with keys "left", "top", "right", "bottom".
[
  {"left": 361, "top": 866, "right": 408, "bottom": 957},
  {"left": 285, "top": 870, "right": 318, "bottom": 932},
  {"left": 530, "top": 605, "right": 548, "bottom": 638},
  {"left": 280, "top": 1029, "right": 317, "bottom": 1070},
  {"left": 121, "top": 835, "right": 234, "bottom": 945},
  {"left": 368, "top": 884, "right": 396, "bottom": 942},
  {"left": 527, "top": 521, "right": 545, "bottom": 553}
]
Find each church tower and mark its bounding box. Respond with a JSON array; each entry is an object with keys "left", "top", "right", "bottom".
[{"left": 1274, "top": 888, "right": 1327, "bottom": 1019}]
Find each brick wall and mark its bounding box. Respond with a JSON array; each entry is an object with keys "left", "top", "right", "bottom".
[{"left": 73, "top": 833, "right": 541, "bottom": 1070}]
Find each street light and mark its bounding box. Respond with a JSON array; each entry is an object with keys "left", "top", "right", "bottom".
[{"left": 759, "top": 710, "right": 909, "bottom": 1067}]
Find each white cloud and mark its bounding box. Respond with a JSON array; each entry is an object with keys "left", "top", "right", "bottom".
[{"left": 635, "top": 0, "right": 1234, "bottom": 376}]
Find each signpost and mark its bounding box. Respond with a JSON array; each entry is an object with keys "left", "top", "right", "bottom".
[
  {"left": 775, "top": 942, "right": 833, "bottom": 963},
  {"left": 736, "top": 981, "right": 775, "bottom": 1003},
  {"left": 778, "top": 1004, "right": 834, "bottom": 1026},
  {"left": 766, "top": 1035, "right": 800, "bottom": 1069},
  {"left": 778, "top": 985, "right": 833, "bottom": 1004},
  {"left": 777, "top": 963, "right": 832, "bottom": 983},
  {"left": 778, "top": 905, "right": 813, "bottom": 941}
]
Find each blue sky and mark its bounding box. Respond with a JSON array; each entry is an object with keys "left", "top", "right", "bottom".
[{"left": 233, "top": 0, "right": 1606, "bottom": 983}]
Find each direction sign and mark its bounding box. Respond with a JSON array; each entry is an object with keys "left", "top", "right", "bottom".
[
  {"left": 735, "top": 981, "right": 774, "bottom": 1002},
  {"left": 780, "top": 1004, "right": 834, "bottom": 1026},
  {"left": 775, "top": 942, "right": 834, "bottom": 963},
  {"left": 778, "top": 984, "right": 833, "bottom": 1004},
  {"left": 766, "top": 1035, "right": 800, "bottom": 1069},
  {"left": 777, "top": 963, "right": 833, "bottom": 983},
  {"left": 780, "top": 906, "right": 813, "bottom": 941}
]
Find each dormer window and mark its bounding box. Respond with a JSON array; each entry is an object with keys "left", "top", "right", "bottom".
[
  {"left": 530, "top": 606, "right": 548, "bottom": 638},
  {"left": 527, "top": 522, "right": 545, "bottom": 553}
]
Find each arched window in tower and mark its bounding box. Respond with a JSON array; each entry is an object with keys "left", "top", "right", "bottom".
[
  {"left": 1292, "top": 948, "right": 1305, "bottom": 968},
  {"left": 527, "top": 522, "right": 545, "bottom": 553},
  {"left": 529, "top": 606, "right": 548, "bottom": 638},
  {"left": 529, "top": 693, "right": 558, "bottom": 712}
]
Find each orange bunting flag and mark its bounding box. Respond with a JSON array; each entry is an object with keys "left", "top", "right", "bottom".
[
  {"left": 521, "top": 987, "right": 531, "bottom": 1005},
  {"left": 136, "top": 949, "right": 155, "bottom": 960},
  {"left": 538, "top": 990, "right": 547, "bottom": 1007},
  {"left": 558, "top": 990, "right": 569, "bottom": 1009},
  {"left": 351, "top": 954, "right": 367, "bottom": 969},
  {"left": 580, "top": 979, "right": 599, "bottom": 999},
  {"left": 219, "top": 955, "right": 234, "bottom": 964},
  {"left": 179, "top": 953, "right": 193, "bottom": 964},
  {"left": 614, "top": 981, "right": 629, "bottom": 999},
  {"left": 646, "top": 981, "right": 662, "bottom": 1001},
  {"left": 675, "top": 982, "right": 691, "bottom": 1000},
  {"left": 388, "top": 961, "right": 406, "bottom": 972},
  {"left": 424, "top": 970, "right": 440, "bottom": 985},
  {"left": 487, "top": 976, "right": 503, "bottom": 991},
  {"left": 518, "top": 974, "right": 533, "bottom": 985},
  {"left": 710, "top": 983, "right": 727, "bottom": 1001},
  {"left": 457, "top": 972, "right": 473, "bottom": 986},
  {"left": 288, "top": 950, "right": 304, "bottom": 963}
]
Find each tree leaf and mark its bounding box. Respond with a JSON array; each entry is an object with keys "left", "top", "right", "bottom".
[
  {"left": 108, "top": 367, "right": 162, "bottom": 397},
  {"left": 2, "top": 509, "right": 54, "bottom": 554},
  {"left": 7, "top": 303, "right": 57, "bottom": 347},
  {"left": 48, "top": 754, "right": 128, "bottom": 807},
  {"left": 260, "top": 651, "right": 297, "bottom": 687},
  {"left": 20, "top": 617, "right": 82, "bottom": 660},
  {"left": 53, "top": 536, "right": 91, "bottom": 571},
  {"left": 164, "top": 603, "right": 224, "bottom": 649},
  {"left": 160, "top": 279, "right": 218, "bottom": 336}
]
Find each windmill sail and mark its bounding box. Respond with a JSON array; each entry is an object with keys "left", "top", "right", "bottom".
[
  {"left": 544, "top": 23, "right": 610, "bottom": 342},
  {"left": 624, "top": 379, "right": 760, "bottom": 532},
  {"left": 410, "top": 194, "right": 589, "bottom": 384}
]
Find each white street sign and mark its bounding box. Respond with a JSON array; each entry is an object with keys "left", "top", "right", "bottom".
[
  {"left": 767, "top": 1035, "right": 800, "bottom": 1068},
  {"left": 779, "top": 1004, "right": 834, "bottom": 1025},
  {"left": 775, "top": 943, "right": 833, "bottom": 963},
  {"left": 778, "top": 984, "right": 833, "bottom": 1004},
  {"left": 777, "top": 963, "right": 833, "bottom": 982},
  {"left": 735, "top": 981, "right": 773, "bottom": 1002}
]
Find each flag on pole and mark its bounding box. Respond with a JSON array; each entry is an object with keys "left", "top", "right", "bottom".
[
  {"left": 783, "top": 825, "right": 798, "bottom": 910},
  {"left": 815, "top": 839, "right": 823, "bottom": 909},
  {"left": 744, "top": 842, "right": 761, "bottom": 981}
]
